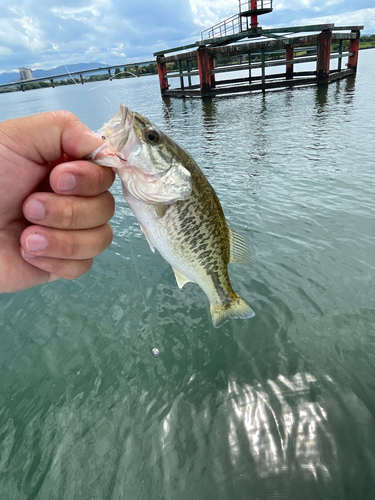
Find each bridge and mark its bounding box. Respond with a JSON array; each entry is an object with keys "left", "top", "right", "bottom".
[{"left": 0, "top": 61, "right": 155, "bottom": 92}]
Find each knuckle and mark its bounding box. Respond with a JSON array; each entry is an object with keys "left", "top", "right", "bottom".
[
  {"left": 52, "top": 258, "right": 93, "bottom": 280},
  {"left": 54, "top": 110, "right": 77, "bottom": 124},
  {"left": 63, "top": 200, "right": 82, "bottom": 229},
  {"left": 65, "top": 232, "right": 79, "bottom": 257},
  {"left": 64, "top": 259, "right": 93, "bottom": 280}
]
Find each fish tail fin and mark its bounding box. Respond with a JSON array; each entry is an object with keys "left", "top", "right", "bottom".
[{"left": 210, "top": 296, "right": 255, "bottom": 328}]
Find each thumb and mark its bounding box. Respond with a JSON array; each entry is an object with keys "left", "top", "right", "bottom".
[{"left": 0, "top": 111, "right": 103, "bottom": 165}]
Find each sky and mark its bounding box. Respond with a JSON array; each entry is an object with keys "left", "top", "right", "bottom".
[{"left": 0, "top": 0, "right": 373, "bottom": 74}]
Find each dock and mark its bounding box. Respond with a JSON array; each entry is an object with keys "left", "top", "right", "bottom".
[{"left": 153, "top": 1, "right": 363, "bottom": 98}]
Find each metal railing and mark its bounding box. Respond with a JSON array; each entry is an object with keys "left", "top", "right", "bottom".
[
  {"left": 201, "top": 0, "right": 273, "bottom": 40},
  {"left": 239, "top": 0, "right": 272, "bottom": 15}
]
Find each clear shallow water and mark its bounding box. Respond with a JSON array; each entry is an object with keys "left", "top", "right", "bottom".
[{"left": 0, "top": 49, "right": 375, "bottom": 499}]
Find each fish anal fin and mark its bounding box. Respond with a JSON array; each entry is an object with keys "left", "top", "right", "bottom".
[
  {"left": 140, "top": 223, "right": 155, "bottom": 253},
  {"left": 172, "top": 267, "right": 192, "bottom": 289},
  {"left": 228, "top": 226, "right": 252, "bottom": 264},
  {"left": 210, "top": 296, "right": 255, "bottom": 328}
]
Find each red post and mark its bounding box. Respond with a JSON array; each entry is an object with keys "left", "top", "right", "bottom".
[
  {"left": 197, "top": 46, "right": 212, "bottom": 96},
  {"left": 157, "top": 55, "right": 169, "bottom": 94},
  {"left": 317, "top": 29, "right": 332, "bottom": 81},
  {"left": 347, "top": 30, "right": 360, "bottom": 72},
  {"left": 250, "top": 0, "right": 258, "bottom": 29},
  {"left": 285, "top": 44, "right": 294, "bottom": 79}
]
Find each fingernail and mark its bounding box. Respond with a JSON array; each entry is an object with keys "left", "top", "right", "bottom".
[
  {"left": 24, "top": 200, "right": 45, "bottom": 221},
  {"left": 26, "top": 233, "right": 48, "bottom": 252},
  {"left": 57, "top": 173, "right": 76, "bottom": 192},
  {"left": 21, "top": 248, "right": 36, "bottom": 260}
]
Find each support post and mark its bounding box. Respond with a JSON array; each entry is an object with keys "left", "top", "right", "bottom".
[
  {"left": 248, "top": 52, "right": 252, "bottom": 83},
  {"left": 50, "top": 79, "right": 55, "bottom": 88},
  {"left": 107, "top": 69, "right": 111, "bottom": 78},
  {"left": 80, "top": 74, "right": 84, "bottom": 84},
  {"left": 209, "top": 54, "right": 215, "bottom": 88},
  {"left": 197, "top": 46, "right": 212, "bottom": 96},
  {"left": 261, "top": 49, "right": 266, "bottom": 91},
  {"left": 157, "top": 55, "right": 169, "bottom": 95},
  {"left": 347, "top": 30, "right": 360, "bottom": 72},
  {"left": 178, "top": 60, "right": 184, "bottom": 90},
  {"left": 317, "top": 29, "right": 332, "bottom": 82},
  {"left": 187, "top": 61, "right": 192, "bottom": 87},
  {"left": 285, "top": 44, "right": 294, "bottom": 80},
  {"left": 338, "top": 39, "right": 343, "bottom": 72},
  {"left": 250, "top": 0, "right": 258, "bottom": 29}
]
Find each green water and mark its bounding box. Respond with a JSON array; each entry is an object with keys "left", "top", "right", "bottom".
[{"left": 1, "top": 49, "right": 375, "bottom": 499}]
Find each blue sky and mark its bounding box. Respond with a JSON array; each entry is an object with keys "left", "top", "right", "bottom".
[{"left": 0, "top": 0, "right": 373, "bottom": 73}]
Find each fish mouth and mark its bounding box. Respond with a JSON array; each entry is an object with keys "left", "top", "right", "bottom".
[{"left": 98, "top": 103, "right": 134, "bottom": 152}]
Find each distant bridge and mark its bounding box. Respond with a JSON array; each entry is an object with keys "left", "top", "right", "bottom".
[{"left": 0, "top": 61, "right": 155, "bottom": 91}]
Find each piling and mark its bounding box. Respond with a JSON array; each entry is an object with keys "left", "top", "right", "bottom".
[
  {"left": 348, "top": 29, "right": 360, "bottom": 71},
  {"left": 317, "top": 29, "right": 332, "bottom": 81}
]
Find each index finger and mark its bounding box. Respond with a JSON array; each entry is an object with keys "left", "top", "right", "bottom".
[{"left": 49, "top": 160, "right": 115, "bottom": 197}]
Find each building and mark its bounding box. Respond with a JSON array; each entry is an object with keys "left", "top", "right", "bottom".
[{"left": 18, "top": 67, "right": 33, "bottom": 81}]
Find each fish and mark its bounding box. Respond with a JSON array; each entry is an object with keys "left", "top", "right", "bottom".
[{"left": 90, "top": 104, "right": 255, "bottom": 327}]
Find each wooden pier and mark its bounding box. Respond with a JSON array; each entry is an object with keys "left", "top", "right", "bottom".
[{"left": 154, "top": 1, "right": 362, "bottom": 98}]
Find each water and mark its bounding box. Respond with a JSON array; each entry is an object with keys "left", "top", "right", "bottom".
[{"left": 0, "top": 49, "right": 375, "bottom": 499}]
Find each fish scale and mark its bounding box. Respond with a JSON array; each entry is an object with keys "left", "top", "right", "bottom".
[{"left": 90, "top": 104, "right": 255, "bottom": 327}]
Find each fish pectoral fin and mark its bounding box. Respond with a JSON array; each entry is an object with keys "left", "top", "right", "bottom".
[
  {"left": 154, "top": 204, "right": 168, "bottom": 219},
  {"left": 210, "top": 296, "right": 255, "bottom": 328},
  {"left": 228, "top": 226, "right": 253, "bottom": 264},
  {"left": 140, "top": 223, "right": 155, "bottom": 253},
  {"left": 172, "top": 267, "right": 192, "bottom": 289}
]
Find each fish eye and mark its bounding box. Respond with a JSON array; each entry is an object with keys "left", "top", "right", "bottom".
[{"left": 144, "top": 129, "right": 160, "bottom": 145}]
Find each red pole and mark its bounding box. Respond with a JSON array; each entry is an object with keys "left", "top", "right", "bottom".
[
  {"left": 250, "top": 0, "right": 258, "bottom": 29},
  {"left": 157, "top": 55, "right": 169, "bottom": 94},
  {"left": 197, "top": 46, "right": 212, "bottom": 96},
  {"left": 347, "top": 30, "right": 360, "bottom": 71},
  {"left": 317, "top": 29, "right": 332, "bottom": 81},
  {"left": 285, "top": 44, "right": 294, "bottom": 79}
]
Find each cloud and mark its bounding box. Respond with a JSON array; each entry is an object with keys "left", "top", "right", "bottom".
[
  {"left": 295, "top": 7, "right": 375, "bottom": 30},
  {"left": 0, "top": 1, "right": 372, "bottom": 73}
]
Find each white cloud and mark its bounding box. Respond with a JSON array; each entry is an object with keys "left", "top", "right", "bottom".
[
  {"left": 275, "top": 1, "right": 345, "bottom": 11},
  {"left": 294, "top": 7, "right": 375, "bottom": 29},
  {"left": 0, "top": 46, "right": 13, "bottom": 56},
  {"left": 0, "top": 1, "right": 372, "bottom": 74},
  {"left": 189, "top": 0, "right": 238, "bottom": 29},
  {"left": 50, "top": 6, "right": 102, "bottom": 21}
]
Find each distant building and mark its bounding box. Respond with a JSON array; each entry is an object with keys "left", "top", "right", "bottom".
[{"left": 18, "top": 67, "right": 33, "bottom": 81}]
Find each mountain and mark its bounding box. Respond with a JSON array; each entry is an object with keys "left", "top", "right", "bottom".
[{"left": 0, "top": 62, "right": 109, "bottom": 85}]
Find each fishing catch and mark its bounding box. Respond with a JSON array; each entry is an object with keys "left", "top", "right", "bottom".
[{"left": 90, "top": 104, "right": 255, "bottom": 327}]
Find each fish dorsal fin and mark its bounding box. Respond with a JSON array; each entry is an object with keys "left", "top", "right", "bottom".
[
  {"left": 172, "top": 267, "right": 192, "bottom": 289},
  {"left": 228, "top": 226, "right": 252, "bottom": 264},
  {"left": 140, "top": 223, "right": 155, "bottom": 253}
]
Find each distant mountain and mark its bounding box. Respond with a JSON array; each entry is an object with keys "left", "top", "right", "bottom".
[{"left": 0, "top": 62, "right": 109, "bottom": 85}]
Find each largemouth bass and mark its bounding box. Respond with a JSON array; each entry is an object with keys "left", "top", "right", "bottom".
[{"left": 91, "top": 104, "right": 255, "bottom": 327}]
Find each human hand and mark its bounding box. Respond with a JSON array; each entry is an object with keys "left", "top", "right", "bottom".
[{"left": 0, "top": 111, "right": 115, "bottom": 293}]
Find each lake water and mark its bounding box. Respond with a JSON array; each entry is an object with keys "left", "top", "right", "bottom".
[{"left": 1, "top": 49, "right": 375, "bottom": 500}]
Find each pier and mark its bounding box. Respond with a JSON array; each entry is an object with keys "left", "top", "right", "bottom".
[{"left": 154, "top": 1, "right": 363, "bottom": 98}]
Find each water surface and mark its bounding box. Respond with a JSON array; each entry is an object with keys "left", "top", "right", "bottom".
[{"left": 0, "top": 50, "right": 375, "bottom": 499}]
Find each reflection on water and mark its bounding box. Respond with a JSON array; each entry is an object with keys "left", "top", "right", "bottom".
[
  {"left": 0, "top": 50, "right": 375, "bottom": 499},
  {"left": 226, "top": 373, "right": 335, "bottom": 480}
]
